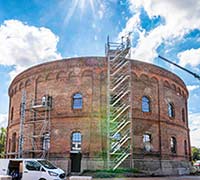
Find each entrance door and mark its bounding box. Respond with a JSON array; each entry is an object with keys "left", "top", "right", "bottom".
[{"left": 70, "top": 153, "right": 82, "bottom": 172}]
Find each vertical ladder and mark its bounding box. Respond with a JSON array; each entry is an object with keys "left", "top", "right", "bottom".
[
  {"left": 106, "top": 34, "right": 132, "bottom": 170},
  {"left": 18, "top": 90, "right": 26, "bottom": 158}
]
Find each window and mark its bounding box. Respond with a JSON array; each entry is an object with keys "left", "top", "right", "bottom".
[
  {"left": 184, "top": 140, "right": 187, "bottom": 155},
  {"left": 168, "top": 103, "right": 175, "bottom": 118},
  {"left": 143, "top": 133, "right": 152, "bottom": 152},
  {"left": 142, "top": 96, "right": 150, "bottom": 112},
  {"left": 71, "top": 132, "right": 82, "bottom": 151},
  {"left": 73, "top": 93, "right": 83, "bottom": 109},
  {"left": 170, "top": 137, "right": 177, "bottom": 153},
  {"left": 112, "top": 133, "right": 121, "bottom": 151},
  {"left": 182, "top": 108, "right": 185, "bottom": 122},
  {"left": 25, "top": 161, "right": 41, "bottom": 171},
  {"left": 38, "top": 160, "right": 56, "bottom": 169}
]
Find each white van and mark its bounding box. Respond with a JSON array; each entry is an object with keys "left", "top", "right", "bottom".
[{"left": 0, "top": 159, "right": 66, "bottom": 180}]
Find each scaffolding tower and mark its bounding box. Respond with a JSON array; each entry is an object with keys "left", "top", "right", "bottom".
[
  {"left": 105, "top": 34, "right": 132, "bottom": 170},
  {"left": 19, "top": 93, "right": 52, "bottom": 159}
]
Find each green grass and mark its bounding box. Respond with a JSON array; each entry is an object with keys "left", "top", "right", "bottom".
[{"left": 82, "top": 168, "right": 140, "bottom": 178}]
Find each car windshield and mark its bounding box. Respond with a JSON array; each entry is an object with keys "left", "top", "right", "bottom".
[{"left": 38, "top": 160, "right": 57, "bottom": 169}]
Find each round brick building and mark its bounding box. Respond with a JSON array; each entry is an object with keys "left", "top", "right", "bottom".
[{"left": 6, "top": 57, "right": 191, "bottom": 175}]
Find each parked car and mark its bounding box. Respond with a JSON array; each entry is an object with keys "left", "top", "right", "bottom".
[
  {"left": 0, "top": 159, "right": 66, "bottom": 180},
  {"left": 193, "top": 160, "right": 200, "bottom": 172}
]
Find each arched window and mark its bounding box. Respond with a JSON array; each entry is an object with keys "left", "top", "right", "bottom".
[
  {"left": 143, "top": 133, "right": 152, "bottom": 152},
  {"left": 73, "top": 93, "right": 83, "bottom": 109},
  {"left": 184, "top": 140, "right": 187, "bottom": 155},
  {"left": 168, "top": 103, "right": 175, "bottom": 118},
  {"left": 142, "top": 96, "right": 150, "bottom": 112},
  {"left": 170, "top": 137, "right": 177, "bottom": 153},
  {"left": 71, "top": 132, "right": 82, "bottom": 151},
  {"left": 182, "top": 108, "right": 185, "bottom": 122}
]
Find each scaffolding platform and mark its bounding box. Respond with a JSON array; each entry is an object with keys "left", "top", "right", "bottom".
[
  {"left": 106, "top": 34, "right": 132, "bottom": 170},
  {"left": 18, "top": 94, "right": 52, "bottom": 159}
]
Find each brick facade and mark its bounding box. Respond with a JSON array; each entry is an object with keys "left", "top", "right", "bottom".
[{"left": 6, "top": 57, "right": 191, "bottom": 174}]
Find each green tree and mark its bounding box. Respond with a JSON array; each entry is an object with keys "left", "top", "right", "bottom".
[
  {"left": 0, "top": 127, "right": 6, "bottom": 158},
  {"left": 192, "top": 146, "right": 200, "bottom": 161}
]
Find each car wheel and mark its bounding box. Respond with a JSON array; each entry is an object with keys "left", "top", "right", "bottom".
[{"left": 39, "top": 178, "right": 46, "bottom": 180}]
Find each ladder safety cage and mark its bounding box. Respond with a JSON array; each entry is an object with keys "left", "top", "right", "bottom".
[
  {"left": 22, "top": 94, "right": 52, "bottom": 159},
  {"left": 106, "top": 34, "right": 132, "bottom": 170}
]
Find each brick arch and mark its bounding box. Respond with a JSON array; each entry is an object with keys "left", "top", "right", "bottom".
[
  {"left": 36, "top": 75, "right": 44, "bottom": 83},
  {"left": 10, "top": 89, "right": 14, "bottom": 97},
  {"left": 45, "top": 72, "right": 55, "bottom": 81},
  {"left": 13, "top": 86, "right": 17, "bottom": 94},
  {"left": 82, "top": 70, "right": 93, "bottom": 77},
  {"left": 150, "top": 76, "right": 159, "bottom": 83},
  {"left": 56, "top": 71, "right": 67, "bottom": 79},
  {"left": 19, "top": 82, "right": 24, "bottom": 90},
  {"left": 181, "top": 90, "right": 185, "bottom": 96},
  {"left": 68, "top": 71, "right": 77, "bottom": 80},
  {"left": 132, "top": 71, "right": 138, "bottom": 80},
  {"left": 164, "top": 80, "right": 170, "bottom": 88},
  {"left": 140, "top": 74, "right": 149, "bottom": 81},
  {"left": 70, "top": 129, "right": 82, "bottom": 134},
  {"left": 171, "top": 83, "right": 176, "bottom": 91},
  {"left": 25, "top": 79, "right": 31, "bottom": 87},
  {"left": 177, "top": 87, "right": 181, "bottom": 95}
]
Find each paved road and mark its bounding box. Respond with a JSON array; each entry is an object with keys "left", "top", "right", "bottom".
[{"left": 92, "top": 176, "right": 200, "bottom": 180}]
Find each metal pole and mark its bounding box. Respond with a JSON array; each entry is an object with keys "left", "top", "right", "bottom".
[
  {"left": 106, "top": 39, "right": 111, "bottom": 169},
  {"left": 158, "top": 55, "right": 200, "bottom": 81}
]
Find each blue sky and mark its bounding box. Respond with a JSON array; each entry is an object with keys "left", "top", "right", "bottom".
[{"left": 0, "top": 0, "right": 200, "bottom": 147}]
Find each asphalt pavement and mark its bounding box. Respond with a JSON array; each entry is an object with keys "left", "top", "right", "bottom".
[{"left": 92, "top": 176, "right": 200, "bottom": 180}]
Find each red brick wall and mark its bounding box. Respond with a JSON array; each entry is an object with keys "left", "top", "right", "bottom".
[{"left": 6, "top": 57, "right": 190, "bottom": 161}]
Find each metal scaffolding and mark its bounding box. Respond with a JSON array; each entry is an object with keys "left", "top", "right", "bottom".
[
  {"left": 20, "top": 93, "right": 52, "bottom": 158},
  {"left": 105, "top": 34, "right": 132, "bottom": 170}
]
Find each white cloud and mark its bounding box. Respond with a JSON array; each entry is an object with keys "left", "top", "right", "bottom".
[
  {"left": 119, "top": 0, "right": 200, "bottom": 63},
  {"left": 0, "top": 20, "right": 61, "bottom": 80},
  {"left": 187, "top": 85, "right": 200, "bottom": 91},
  {"left": 189, "top": 112, "right": 200, "bottom": 148},
  {"left": 0, "top": 113, "right": 8, "bottom": 128},
  {"left": 98, "top": 4, "right": 105, "bottom": 19},
  {"left": 178, "top": 48, "right": 200, "bottom": 67},
  {"left": 118, "top": 13, "right": 141, "bottom": 40}
]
